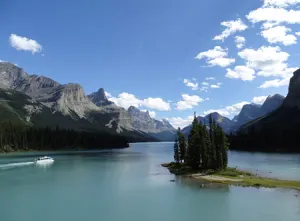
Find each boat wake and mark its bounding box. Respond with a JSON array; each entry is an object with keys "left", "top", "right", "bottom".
[{"left": 0, "top": 161, "right": 34, "bottom": 170}]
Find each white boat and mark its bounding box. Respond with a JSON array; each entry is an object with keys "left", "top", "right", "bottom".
[{"left": 34, "top": 156, "right": 54, "bottom": 164}]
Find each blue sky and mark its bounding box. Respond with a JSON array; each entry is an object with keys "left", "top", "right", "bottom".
[{"left": 1, "top": 0, "right": 300, "bottom": 128}]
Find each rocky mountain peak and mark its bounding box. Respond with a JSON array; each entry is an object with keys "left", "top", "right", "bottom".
[
  {"left": 87, "top": 88, "right": 113, "bottom": 106},
  {"left": 0, "top": 62, "right": 29, "bottom": 89},
  {"left": 283, "top": 68, "right": 300, "bottom": 108}
]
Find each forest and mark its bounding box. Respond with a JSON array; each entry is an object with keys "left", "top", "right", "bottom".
[
  {"left": 228, "top": 128, "right": 300, "bottom": 153},
  {"left": 0, "top": 122, "right": 129, "bottom": 152},
  {"left": 173, "top": 113, "right": 229, "bottom": 171}
]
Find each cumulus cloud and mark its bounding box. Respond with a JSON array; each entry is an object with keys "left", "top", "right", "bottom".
[
  {"left": 105, "top": 91, "right": 112, "bottom": 98},
  {"left": 235, "top": 36, "right": 246, "bottom": 49},
  {"left": 205, "top": 77, "right": 215, "bottom": 80},
  {"left": 213, "top": 19, "right": 248, "bottom": 41},
  {"left": 296, "top": 32, "right": 300, "bottom": 36},
  {"left": 226, "top": 66, "right": 256, "bottom": 81},
  {"left": 166, "top": 116, "right": 194, "bottom": 129},
  {"left": 195, "top": 46, "right": 235, "bottom": 67},
  {"left": 204, "top": 101, "right": 249, "bottom": 116},
  {"left": 176, "top": 94, "right": 205, "bottom": 110},
  {"left": 252, "top": 96, "right": 268, "bottom": 104},
  {"left": 237, "top": 46, "right": 296, "bottom": 79},
  {"left": 183, "top": 79, "right": 198, "bottom": 90},
  {"left": 259, "top": 77, "right": 291, "bottom": 88},
  {"left": 261, "top": 25, "right": 297, "bottom": 45},
  {"left": 202, "top": 82, "right": 209, "bottom": 86},
  {"left": 108, "top": 92, "right": 170, "bottom": 111},
  {"left": 247, "top": 7, "right": 300, "bottom": 25},
  {"left": 141, "top": 109, "right": 156, "bottom": 118},
  {"left": 9, "top": 34, "right": 42, "bottom": 54}
]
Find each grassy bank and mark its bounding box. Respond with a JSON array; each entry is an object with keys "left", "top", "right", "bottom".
[{"left": 162, "top": 162, "right": 300, "bottom": 190}]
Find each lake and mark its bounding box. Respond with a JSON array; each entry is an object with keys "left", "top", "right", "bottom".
[{"left": 1, "top": 142, "right": 300, "bottom": 221}]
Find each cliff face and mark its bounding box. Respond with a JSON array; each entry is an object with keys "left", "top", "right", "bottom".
[
  {"left": 0, "top": 62, "right": 29, "bottom": 89},
  {"left": 127, "top": 106, "right": 176, "bottom": 140},
  {"left": 283, "top": 69, "right": 300, "bottom": 108}
]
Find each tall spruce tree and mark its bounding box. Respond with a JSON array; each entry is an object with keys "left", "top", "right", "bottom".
[
  {"left": 218, "top": 126, "right": 229, "bottom": 168},
  {"left": 208, "top": 115, "right": 217, "bottom": 169},
  {"left": 177, "top": 128, "right": 186, "bottom": 163},
  {"left": 173, "top": 137, "right": 180, "bottom": 163},
  {"left": 214, "top": 125, "right": 223, "bottom": 169},
  {"left": 187, "top": 113, "right": 201, "bottom": 169},
  {"left": 198, "top": 122, "right": 208, "bottom": 168}
]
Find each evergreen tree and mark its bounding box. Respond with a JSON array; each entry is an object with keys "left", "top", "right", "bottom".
[
  {"left": 173, "top": 137, "right": 180, "bottom": 163},
  {"left": 198, "top": 122, "right": 209, "bottom": 168},
  {"left": 187, "top": 113, "right": 201, "bottom": 169},
  {"left": 177, "top": 128, "right": 186, "bottom": 163},
  {"left": 208, "top": 115, "right": 217, "bottom": 169}
]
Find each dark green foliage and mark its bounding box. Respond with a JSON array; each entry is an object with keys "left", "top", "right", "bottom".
[
  {"left": 187, "top": 114, "right": 201, "bottom": 169},
  {"left": 228, "top": 106, "right": 300, "bottom": 153},
  {"left": 177, "top": 128, "right": 186, "bottom": 163},
  {"left": 0, "top": 122, "right": 129, "bottom": 152},
  {"left": 173, "top": 137, "right": 180, "bottom": 163},
  {"left": 173, "top": 112, "right": 229, "bottom": 171}
]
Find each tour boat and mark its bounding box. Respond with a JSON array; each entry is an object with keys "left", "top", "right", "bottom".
[{"left": 34, "top": 156, "right": 54, "bottom": 164}]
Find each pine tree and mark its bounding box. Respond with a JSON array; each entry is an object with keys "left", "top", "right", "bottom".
[
  {"left": 173, "top": 137, "right": 180, "bottom": 163},
  {"left": 177, "top": 128, "right": 186, "bottom": 163},
  {"left": 187, "top": 113, "right": 201, "bottom": 169},
  {"left": 208, "top": 115, "right": 217, "bottom": 169},
  {"left": 199, "top": 122, "right": 209, "bottom": 168}
]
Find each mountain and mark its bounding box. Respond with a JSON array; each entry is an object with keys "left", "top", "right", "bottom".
[
  {"left": 260, "top": 94, "right": 285, "bottom": 116},
  {"left": 0, "top": 62, "right": 157, "bottom": 142},
  {"left": 233, "top": 68, "right": 300, "bottom": 152},
  {"left": 232, "top": 104, "right": 262, "bottom": 130},
  {"left": 182, "top": 112, "right": 234, "bottom": 136},
  {"left": 232, "top": 95, "right": 285, "bottom": 131},
  {"left": 87, "top": 88, "right": 132, "bottom": 131},
  {"left": 127, "top": 106, "right": 176, "bottom": 141}
]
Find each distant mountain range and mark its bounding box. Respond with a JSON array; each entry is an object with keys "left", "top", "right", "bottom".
[
  {"left": 0, "top": 62, "right": 175, "bottom": 141},
  {"left": 182, "top": 93, "right": 285, "bottom": 136}
]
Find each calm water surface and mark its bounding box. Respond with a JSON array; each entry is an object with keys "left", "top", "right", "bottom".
[{"left": 1, "top": 142, "right": 300, "bottom": 221}]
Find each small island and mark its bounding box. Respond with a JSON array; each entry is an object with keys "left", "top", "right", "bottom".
[{"left": 163, "top": 113, "right": 300, "bottom": 190}]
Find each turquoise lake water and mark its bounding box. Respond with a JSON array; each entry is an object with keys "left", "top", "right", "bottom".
[{"left": 1, "top": 142, "right": 300, "bottom": 221}]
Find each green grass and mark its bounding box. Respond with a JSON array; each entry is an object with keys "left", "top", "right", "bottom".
[{"left": 162, "top": 162, "right": 300, "bottom": 190}]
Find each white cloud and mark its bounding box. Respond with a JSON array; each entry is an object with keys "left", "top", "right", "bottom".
[
  {"left": 196, "top": 46, "right": 227, "bottom": 59},
  {"left": 183, "top": 79, "right": 198, "bottom": 90},
  {"left": 210, "top": 82, "right": 222, "bottom": 88},
  {"left": 202, "top": 82, "right": 209, "bottom": 86},
  {"left": 226, "top": 66, "right": 256, "bottom": 81},
  {"left": 252, "top": 96, "right": 268, "bottom": 104},
  {"left": 213, "top": 19, "right": 248, "bottom": 41},
  {"left": 9, "top": 34, "right": 42, "bottom": 54},
  {"left": 261, "top": 25, "right": 297, "bottom": 45},
  {"left": 105, "top": 91, "right": 112, "bottom": 98},
  {"left": 247, "top": 7, "right": 300, "bottom": 25},
  {"left": 195, "top": 46, "right": 235, "bottom": 67},
  {"left": 141, "top": 110, "right": 156, "bottom": 118},
  {"left": 176, "top": 94, "right": 204, "bottom": 110},
  {"left": 237, "top": 46, "right": 295, "bottom": 79},
  {"left": 143, "top": 98, "right": 171, "bottom": 111},
  {"left": 208, "top": 57, "right": 236, "bottom": 67},
  {"left": 205, "top": 77, "right": 215, "bottom": 80},
  {"left": 235, "top": 36, "right": 246, "bottom": 49},
  {"left": 259, "top": 77, "right": 291, "bottom": 88},
  {"left": 204, "top": 101, "right": 249, "bottom": 116},
  {"left": 263, "top": 0, "right": 300, "bottom": 8},
  {"left": 166, "top": 116, "right": 194, "bottom": 129},
  {"left": 108, "top": 92, "right": 170, "bottom": 111},
  {"left": 296, "top": 32, "right": 300, "bottom": 36}
]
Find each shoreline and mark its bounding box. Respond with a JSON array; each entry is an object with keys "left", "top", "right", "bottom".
[{"left": 162, "top": 162, "right": 300, "bottom": 190}]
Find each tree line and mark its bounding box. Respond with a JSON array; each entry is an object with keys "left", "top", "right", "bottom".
[
  {"left": 173, "top": 113, "right": 229, "bottom": 170},
  {"left": 228, "top": 126, "right": 300, "bottom": 153},
  {"left": 0, "top": 122, "right": 129, "bottom": 152}
]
